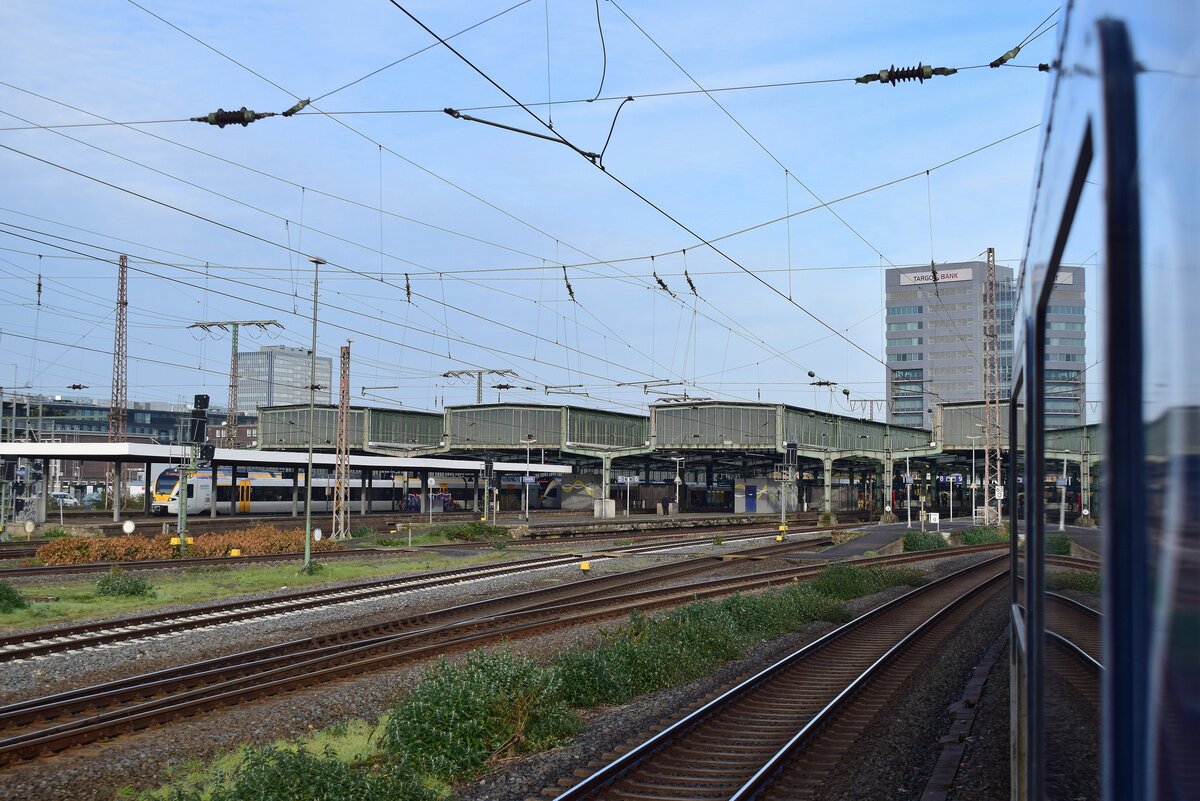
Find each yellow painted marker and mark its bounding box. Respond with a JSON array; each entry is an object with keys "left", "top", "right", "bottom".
[{"left": 580, "top": 561, "right": 591, "bottom": 572}]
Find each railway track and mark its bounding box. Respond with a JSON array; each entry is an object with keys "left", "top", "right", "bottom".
[
  {"left": 549, "top": 556, "right": 1008, "bottom": 800},
  {"left": 0, "top": 545, "right": 1002, "bottom": 764},
  {"left": 0, "top": 529, "right": 839, "bottom": 662}
]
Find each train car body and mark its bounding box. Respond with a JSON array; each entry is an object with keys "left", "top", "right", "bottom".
[{"left": 1011, "top": 3, "right": 1197, "bottom": 800}]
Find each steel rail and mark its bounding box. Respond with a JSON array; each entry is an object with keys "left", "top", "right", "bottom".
[
  {"left": 552, "top": 555, "right": 1007, "bottom": 799},
  {"left": 0, "top": 546, "right": 1001, "bottom": 764}
]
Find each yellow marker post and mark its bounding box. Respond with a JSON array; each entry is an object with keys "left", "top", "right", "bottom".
[
  {"left": 186, "top": 537, "right": 194, "bottom": 545},
  {"left": 229, "top": 548, "right": 242, "bottom": 557},
  {"left": 170, "top": 537, "right": 181, "bottom": 546},
  {"left": 579, "top": 561, "right": 591, "bottom": 572},
  {"left": 775, "top": 535, "right": 784, "bottom": 542}
]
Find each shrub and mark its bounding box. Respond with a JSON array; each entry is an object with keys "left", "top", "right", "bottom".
[
  {"left": 903, "top": 531, "right": 951, "bottom": 552},
  {"left": 351, "top": 525, "right": 375, "bottom": 538},
  {"left": 1047, "top": 570, "right": 1100, "bottom": 594},
  {"left": 95, "top": 567, "right": 156, "bottom": 598},
  {"left": 168, "top": 745, "right": 433, "bottom": 801},
  {"left": 187, "top": 527, "right": 344, "bottom": 558},
  {"left": 960, "top": 525, "right": 1009, "bottom": 545},
  {"left": 378, "top": 649, "right": 581, "bottom": 780},
  {"left": 0, "top": 581, "right": 28, "bottom": 613},
  {"left": 37, "top": 535, "right": 175, "bottom": 565},
  {"left": 1046, "top": 534, "right": 1072, "bottom": 555},
  {"left": 42, "top": 527, "right": 71, "bottom": 539}
]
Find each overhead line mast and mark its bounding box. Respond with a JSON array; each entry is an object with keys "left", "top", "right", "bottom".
[
  {"left": 982, "top": 247, "right": 1003, "bottom": 524},
  {"left": 333, "top": 342, "right": 351, "bottom": 541},
  {"left": 108, "top": 255, "right": 128, "bottom": 517},
  {"left": 188, "top": 320, "right": 282, "bottom": 446}
]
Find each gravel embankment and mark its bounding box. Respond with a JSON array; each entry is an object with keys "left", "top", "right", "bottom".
[{"left": 1, "top": 545, "right": 994, "bottom": 800}]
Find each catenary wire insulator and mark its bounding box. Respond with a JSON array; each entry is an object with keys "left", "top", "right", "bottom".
[
  {"left": 855, "top": 63, "right": 957, "bottom": 86},
  {"left": 684, "top": 269, "right": 698, "bottom": 296},
  {"left": 990, "top": 46, "right": 1021, "bottom": 68},
  {"left": 562, "top": 265, "right": 576, "bottom": 302},
  {"left": 190, "top": 107, "right": 275, "bottom": 127},
  {"left": 281, "top": 98, "right": 310, "bottom": 117}
]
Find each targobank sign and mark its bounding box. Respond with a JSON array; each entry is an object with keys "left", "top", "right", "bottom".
[{"left": 899, "top": 267, "right": 973, "bottom": 285}]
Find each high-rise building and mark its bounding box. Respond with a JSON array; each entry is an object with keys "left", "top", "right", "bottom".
[
  {"left": 884, "top": 262, "right": 1085, "bottom": 429},
  {"left": 237, "top": 345, "right": 332, "bottom": 411}
]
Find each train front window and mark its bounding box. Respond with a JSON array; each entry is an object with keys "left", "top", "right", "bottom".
[{"left": 156, "top": 470, "right": 179, "bottom": 495}]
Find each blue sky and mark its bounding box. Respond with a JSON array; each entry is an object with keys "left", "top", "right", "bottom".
[{"left": 0, "top": 1, "right": 1062, "bottom": 416}]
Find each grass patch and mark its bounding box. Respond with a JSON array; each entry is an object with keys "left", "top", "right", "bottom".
[
  {"left": 0, "top": 553, "right": 519, "bottom": 631},
  {"left": 903, "top": 531, "right": 951, "bottom": 551},
  {"left": 614, "top": 538, "right": 635, "bottom": 546},
  {"left": 1046, "top": 534, "right": 1072, "bottom": 555},
  {"left": 42, "top": 527, "right": 71, "bottom": 539},
  {"left": 0, "top": 581, "right": 28, "bottom": 613},
  {"left": 351, "top": 525, "right": 376, "bottom": 538},
  {"left": 1047, "top": 570, "right": 1100, "bottom": 594}
]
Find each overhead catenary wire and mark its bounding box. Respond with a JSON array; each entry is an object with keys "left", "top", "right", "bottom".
[{"left": 396, "top": 1, "right": 892, "bottom": 377}]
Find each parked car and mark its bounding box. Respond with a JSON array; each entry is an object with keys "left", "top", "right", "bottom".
[
  {"left": 82, "top": 491, "right": 103, "bottom": 508},
  {"left": 50, "top": 491, "right": 80, "bottom": 508}
]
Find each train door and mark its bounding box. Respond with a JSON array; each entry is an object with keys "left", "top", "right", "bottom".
[{"left": 238, "top": 480, "right": 252, "bottom": 514}]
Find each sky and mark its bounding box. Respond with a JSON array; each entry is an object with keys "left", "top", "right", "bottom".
[{"left": 0, "top": 0, "right": 1063, "bottom": 418}]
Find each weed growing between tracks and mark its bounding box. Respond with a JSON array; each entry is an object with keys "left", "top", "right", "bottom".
[{"left": 130, "top": 563, "right": 926, "bottom": 801}]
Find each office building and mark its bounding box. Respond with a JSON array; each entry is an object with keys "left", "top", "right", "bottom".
[
  {"left": 885, "top": 261, "right": 1085, "bottom": 429},
  {"left": 236, "top": 345, "right": 331, "bottom": 411}
]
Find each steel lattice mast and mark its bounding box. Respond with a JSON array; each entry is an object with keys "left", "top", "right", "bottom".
[
  {"left": 981, "top": 247, "right": 1003, "bottom": 523},
  {"left": 107, "top": 255, "right": 128, "bottom": 513},
  {"left": 332, "top": 343, "right": 351, "bottom": 541}
]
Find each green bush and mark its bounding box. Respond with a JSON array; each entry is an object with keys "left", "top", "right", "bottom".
[
  {"left": 1046, "top": 534, "right": 1072, "bottom": 555},
  {"left": 904, "top": 531, "right": 951, "bottom": 551},
  {"left": 374, "top": 538, "right": 406, "bottom": 547},
  {"left": 809, "top": 563, "right": 925, "bottom": 599},
  {"left": 1047, "top": 570, "right": 1100, "bottom": 594},
  {"left": 0, "top": 581, "right": 28, "bottom": 613},
  {"left": 166, "top": 745, "right": 433, "bottom": 801},
  {"left": 95, "top": 567, "right": 156, "bottom": 598},
  {"left": 379, "top": 649, "right": 580, "bottom": 780},
  {"left": 42, "top": 527, "right": 71, "bottom": 539},
  {"left": 351, "top": 525, "right": 376, "bottom": 538}
]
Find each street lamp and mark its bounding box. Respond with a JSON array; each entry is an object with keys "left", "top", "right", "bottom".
[
  {"left": 966, "top": 435, "right": 981, "bottom": 524},
  {"left": 671, "top": 456, "right": 685, "bottom": 516},
  {"left": 521, "top": 434, "right": 536, "bottom": 522},
  {"left": 904, "top": 450, "right": 912, "bottom": 529},
  {"left": 1058, "top": 450, "right": 1070, "bottom": 532},
  {"left": 302, "top": 255, "right": 325, "bottom": 574}
]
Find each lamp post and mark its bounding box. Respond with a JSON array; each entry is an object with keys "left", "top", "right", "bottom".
[
  {"left": 671, "top": 456, "right": 685, "bottom": 516},
  {"left": 905, "top": 452, "right": 912, "bottom": 529},
  {"left": 522, "top": 434, "right": 536, "bottom": 522},
  {"left": 302, "top": 255, "right": 324, "bottom": 575},
  {"left": 1059, "top": 451, "right": 1070, "bottom": 532},
  {"left": 966, "top": 435, "right": 981, "bottom": 524}
]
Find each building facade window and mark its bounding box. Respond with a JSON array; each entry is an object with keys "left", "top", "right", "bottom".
[
  {"left": 888, "top": 352, "right": 923, "bottom": 362},
  {"left": 888, "top": 336, "right": 924, "bottom": 346},
  {"left": 887, "top": 305, "right": 923, "bottom": 316},
  {"left": 887, "top": 321, "right": 924, "bottom": 331},
  {"left": 1046, "top": 305, "right": 1085, "bottom": 315}
]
